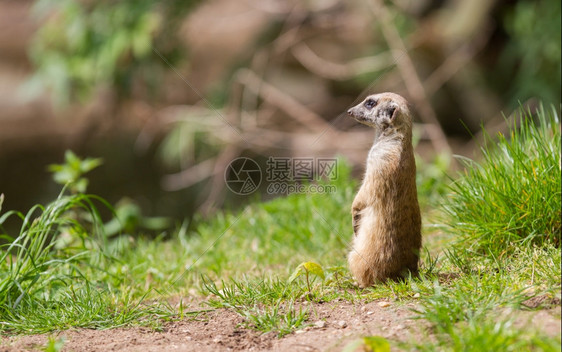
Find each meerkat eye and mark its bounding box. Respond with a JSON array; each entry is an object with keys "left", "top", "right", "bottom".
[{"left": 364, "top": 99, "right": 377, "bottom": 110}]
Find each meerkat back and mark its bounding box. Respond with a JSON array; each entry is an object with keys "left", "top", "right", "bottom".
[{"left": 346, "top": 92, "right": 421, "bottom": 287}]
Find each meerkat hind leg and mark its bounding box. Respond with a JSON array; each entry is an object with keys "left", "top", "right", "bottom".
[{"left": 348, "top": 249, "right": 374, "bottom": 288}]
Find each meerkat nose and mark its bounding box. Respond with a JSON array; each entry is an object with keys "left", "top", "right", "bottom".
[{"left": 347, "top": 108, "right": 353, "bottom": 115}]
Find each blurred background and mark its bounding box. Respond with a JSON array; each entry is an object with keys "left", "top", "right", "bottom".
[{"left": 0, "top": 0, "right": 560, "bottom": 225}]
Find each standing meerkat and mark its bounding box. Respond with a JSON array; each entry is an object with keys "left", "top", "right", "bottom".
[{"left": 347, "top": 92, "right": 421, "bottom": 287}]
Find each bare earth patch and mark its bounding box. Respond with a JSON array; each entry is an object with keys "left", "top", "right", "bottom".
[{"left": 2, "top": 301, "right": 560, "bottom": 351}]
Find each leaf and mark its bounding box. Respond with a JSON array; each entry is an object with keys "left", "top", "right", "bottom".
[
  {"left": 342, "top": 336, "right": 391, "bottom": 352},
  {"left": 47, "top": 164, "right": 64, "bottom": 172},
  {"left": 80, "top": 158, "right": 103, "bottom": 173},
  {"left": 43, "top": 336, "right": 65, "bottom": 352},
  {"left": 362, "top": 336, "right": 391, "bottom": 352},
  {"left": 48, "top": 150, "right": 103, "bottom": 191},
  {"left": 64, "top": 150, "right": 80, "bottom": 168},
  {"left": 74, "top": 178, "right": 88, "bottom": 193},
  {"left": 288, "top": 261, "right": 325, "bottom": 282},
  {"left": 52, "top": 169, "right": 75, "bottom": 185},
  {"left": 301, "top": 262, "right": 325, "bottom": 279},
  {"left": 288, "top": 265, "right": 304, "bottom": 282}
]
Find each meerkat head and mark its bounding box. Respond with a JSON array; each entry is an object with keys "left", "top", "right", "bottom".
[{"left": 347, "top": 92, "right": 412, "bottom": 136}]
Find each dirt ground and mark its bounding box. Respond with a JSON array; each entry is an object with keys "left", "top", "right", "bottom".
[{"left": 2, "top": 299, "right": 560, "bottom": 352}]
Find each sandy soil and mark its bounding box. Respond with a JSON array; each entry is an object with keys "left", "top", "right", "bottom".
[{"left": 2, "top": 299, "right": 560, "bottom": 352}]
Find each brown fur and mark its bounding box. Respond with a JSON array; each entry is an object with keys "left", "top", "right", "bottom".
[{"left": 347, "top": 92, "right": 421, "bottom": 287}]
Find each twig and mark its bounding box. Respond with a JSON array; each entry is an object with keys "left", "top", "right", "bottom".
[
  {"left": 199, "top": 147, "right": 241, "bottom": 214},
  {"left": 236, "top": 69, "right": 337, "bottom": 134},
  {"left": 243, "top": 127, "right": 372, "bottom": 153},
  {"left": 240, "top": 50, "right": 270, "bottom": 130},
  {"left": 423, "top": 23, "right": 493, "bottom": 96},
  {"left": 161, "top": 157, "right": 218, "bottom": 191},
  {"left": 291, "top": 42, "right": 394, "bottom": 80}
]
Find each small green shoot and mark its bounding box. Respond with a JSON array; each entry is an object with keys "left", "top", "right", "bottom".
[
  {"left": 103, "top": 198, "right": 171, "bottom": 236},
  {"left": 289, "top": 261, "right": 325, "bottom": 294},
  {"left": 343, "top": 336, "right": 391, "bottom": 352},
  {"left": 0, "top": 152, "right": 175, "bottom": 334},
  {"left": 43, "top": 336, "right": 65, "bottom": 352},
  {"left": 48, "top": 150, "right": 103, "bottom": 194}
]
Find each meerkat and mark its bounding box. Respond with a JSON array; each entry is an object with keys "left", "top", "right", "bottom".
[{"left": 347, "top": 92, "right": 421, "bottom": 287}]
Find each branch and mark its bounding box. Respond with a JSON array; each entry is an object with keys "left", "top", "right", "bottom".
[
  {"left": 291, "top": 43, "right": 394, "bottom": 80},
  {"left": 236, "top": 68, "right": 337, "bottom": 134},
  {"left": 423, "top": 24, "right": 493, "bottom": 96},
  {"left": 369, "top": 1, "right": 451, "bottom": 154},
  {"left": 161, "top": 157, "right": 218, "bottom": 191}
]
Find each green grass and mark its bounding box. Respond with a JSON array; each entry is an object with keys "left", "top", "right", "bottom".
[
  {"left": 409, "top": 105, "right": 562, "bottom": 351},
  {"left": 410, "top": 316, "right": 561, "bottom": 352},
  {"left": 443, "top": 105, "right": 561, "bottom": 256},
  {"left": 1, "top": 105, "right": 560, "bottom": 351},
  {"left": 239, "top": 300, "right": 308, "bottom": 338},
  {"left": 0, "top": 191, "right": 175, "bottom": 333},
  {"left": 3, "top": 285, "right": 170, "bottom": 333}
]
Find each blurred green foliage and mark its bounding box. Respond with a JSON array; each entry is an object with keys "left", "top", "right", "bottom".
[
  {"left": 500, "top": 0, "right": 561, "bottom": 105},
  {"left": 28, "top": 0, "right": 201, "bottom": 104},
  {"left": 48, "top": 150, "right": 170, "bottom": 235},
  {"left": 27, "top": 0, "right": 560, "bottom": 110},
  {"left": 104, "top": 198, "right": 170, "bottom": 236},
  {"left": 48, "top": 150, "right": 102, "bottom": 194}
]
